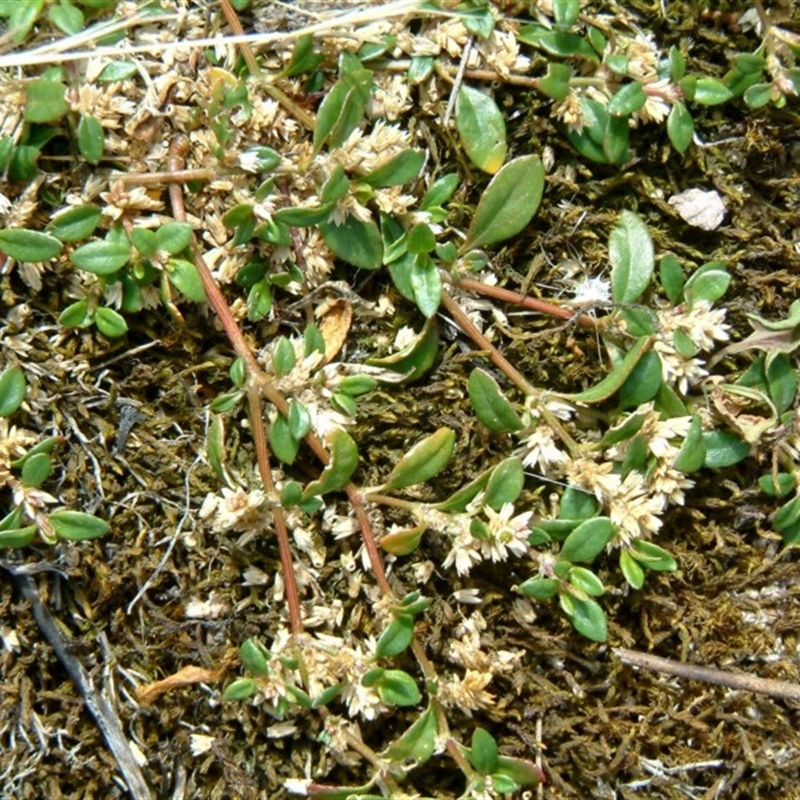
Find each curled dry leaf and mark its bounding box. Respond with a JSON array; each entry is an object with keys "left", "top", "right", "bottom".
[{"left": 317, "top": 298, "right": 353, "bottom": 363}]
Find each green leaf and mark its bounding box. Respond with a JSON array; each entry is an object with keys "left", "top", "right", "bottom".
[
  {"left": 303, "top": 428, "right": 359, "bottom": 498},
  {"left": 383, "top": 428, "right": 455, "bottom": 492},
  {"left": 620, "top": 549, "right": 645, "bottom": 588},
  {"left": 702, "top": 431, "right": 750, "bottom": 468},
  {"left": 25, "top": 79, "right": 69, "bottom": 122},
  {"left": 247, "top": 280, "right": 272, "bottom": 321},
  {"left": 758, "top": 472, "right": 796, "bottom": 498},
  {"left": 766, "top": 354, "right": 797, "bottom": 415},
  {"left": 693, "top": 76, "right": 733, "bottom": 105},
  {"left": 269, "top": 414, "right": 300, "bottom": 465},
  {"left": 274, "top": 203, "right": 335, "bottom": 227},
  {"left": 669, "top": 46, "right": 687, "bottom": 82},
  {"left": 559, "top": 486, "right": 599, "bottom": 520},
  {"left": 58, "top": 299, "right": 93, "bottom": 329},
  {"left": 46, "top": 205, "right": 102, "bottom": 242},
  {"left": 460, "top": 155, "right": 545, "bottom": 253},
  {"left": 553, "top": 0, "right": 581, "bottom": 27},
  {"left": 484, "top": 457, "right": 524, "bottom": 509},
  {"left": 167, "top": 259, "right": 206, "bottom": 301},
  {"left": 421, "top": 173, "right": 459, "bottom": 209},
  {"left": 77, "top": 114, "right": 104, "bottom": 164},
  {"left": 383, "top": 706, "right": 438, "bottom": 764},
  {"left": 0, "top": 525, "right": 38, "bottom": 549},
  {"left": 49, "top": 2, "right": 84, "bottom": 35},
  {"left": 71, "top": 239, "right": 131, "bottom": 275},
  {"left": 313, "top": 67, "right": 373, "bottom": 152},
  {"left": 48, "top": 510, "right": 109, "bottom": 541},
  {"left": 517, "top": 25, "right": 598, "bottom": 61},
  {"left": 285, "top": 33, "right": 324, "bottom": 77},
  {"left": 157, "top": 222, "right": 193, "bottom": 255},
  {"left": 376, "top": 615, "right": 414, "bottom": 658},
  {"left": 607, "top": 82, "right": 647, "bottom": 116},
  {"left": 94, "top": 307, "right": 128, "bottom": 338},
  {"left": 630, "top": 540, "right": 677, "bottom": 571},
  {"left": 206, "top": 415, "right": 228, "bottom": 484},
  {"left": 518, "top": 577, "right": 559, "bottom": 600},
  {"left": 560, "top": 517, "right": 615, "bottom": 563},
  {"left": 672, "top": 414, "right": 705, "bottom": 473},
  {"left": 222, "top": 678, "right": 257, "bottom": 701},
  {"left": 239, "top": 145, "right": 281, "bottom": 172},
  {"left": 320, "top": 216, "right": 383, "bottom": 270},
  {"left": 667, "top": 101, "right": 694, "bottom": 154},
  {"left": 659, "top": 254, "right": 684, "bottom": 303},
  {"left": 0, "top": 229, "right": 62, "bottom": 262},
  {"left": 380, "top": 523, "right": 425, "bottom": 556},
  {"left": 683, "top": 262, "right": 730, "bottom": 306},
  {"left": 468, "top": 368, "right": 524, "bottom": 432},
  {"left": 409, "top": 254, "right": 441, "bottom": 318},
  {"left": 568, "top": 566, "right": 605, "bottom": 597},
  {"left": 469, "top": 728, "right": 499, "bottom": 775},
  {"left": 556, "top": 337, "right": 653, "bottom": 404},
  {"left": 375, "top": 669, "right": 420, "bottom": 707},
  {"left": 20, "top": 452, "right": 51, "bottom": 487},
  {"left": 321, "top": 165, "right": 350, "bottom": 203},
  {"left": 618, "top": 350, "right": 662, "bottom": 409},
  {"left": 456, "top": 85, "right": 507, "bottom": 174},
  {"left": 537, "top": 61, "right": 572, "bottom": 101},
  {"left": 361, "top": 149, "right": 425, "bottom": 187},
  {"left": 610, "top": 210, "right": 654, "bottom": 304},
  {"left": 773, "top": 495, "right": 800, "bottom": 532},
  {"left": 564, "top": 595, "right": 607, "bottom": 642},
  {"left": 240, "top": 637, "right": 270, "bottom": 677},
  {"left": 273, "top": 337, "right": 296, "bottom": 377},
  {"left": 0, "top": 365, "right": 26, "bottom": 417},
  {"left": 97, "top": 60, "right": 138, "bottom": 82},
  {"left": 366, "top": 320, "right": 439, "bottom": 382},
  {"left": 0, "top": 0, "right": 43, "bottom": 43}
]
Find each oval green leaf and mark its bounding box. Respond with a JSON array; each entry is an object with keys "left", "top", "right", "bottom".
[
  {"left": 320, "top": 216, "right": 383, "bottom": 270},
  {"left": 460, "top": 155, "right": 545, "bottom": 253},
  {"left": 71, "top": 239, "right": 131, "bottom": 275},
  {"left": 0, "top": 365, "right": 26, "bottom": 417},
  {"left": 456, "top": 85, "right": 507, "bottom": 174},
  {"left": 375, "top": 669, "right": 421, "bottom": 707},
  {"left": 0, "top": 229, "right": 62, "bottom": 262},
  {"left": 49, "top": 510, "right": 109, "bottom": 541},
  {"left": 610, "top": 210, "right": 654, "bottom": 304},
  {"left": 383, "top": 427, "right": 455, "bottom": 492},
  {"left": 484, "top": 457, "right": 524, "bottom": 509},
  {"left": 94, "top": 307, "right": 128, "bottom": 338},
  {"left": 468, "top": 368, "right": 523, "bottom": 432},
  {"left": 560, "top": 517, "right": 615, "bottom": 563},
  {"left": 376, "top": 615, "right": 414, "bottom": 658},
  {"left": 302, "top": 428, "right": 359, "bottom": 498},
  {"left": 78, "top": 114, "right": 104, "bottom": 164}
]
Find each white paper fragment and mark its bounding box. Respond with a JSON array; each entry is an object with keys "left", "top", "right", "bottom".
[{"left": 668, "top": 188, "right": 726, "bottom": 231}]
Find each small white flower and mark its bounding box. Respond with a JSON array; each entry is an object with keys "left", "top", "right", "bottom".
[{"left": 189, "top": 734, "right": 216, "bottom": 756}]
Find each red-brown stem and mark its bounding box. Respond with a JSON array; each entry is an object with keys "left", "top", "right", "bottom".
[
  {"left": 248, "top": 388, "right": 303, "bottom": 633},
  {"left": 219, "top": 0, "right": 260, "bottom": 75},
  {"left": 116, "top": 168, "right": 217, "bottom": 185},
  {"left": 346, "top": 486, "right": 391, "bottom": 595},
  {"left": 441, "top": 288, "right": 536, "bottom": 396},
  {"left": 453, "top": 275, "right": 598, "bottom": 330}
]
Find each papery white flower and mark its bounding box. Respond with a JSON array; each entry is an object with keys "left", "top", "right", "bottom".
[
  {"left": 189, "top": 733, "right": 216, "bottom": 756},
  {"left": 609, "top": 470, "right": 665, "bottom": 543},
  {"left": 479, "top": 503, "right": 534, "bottom": 563},
  {"left": 520, "top": 426, "right": 569, "bottom": 475}
]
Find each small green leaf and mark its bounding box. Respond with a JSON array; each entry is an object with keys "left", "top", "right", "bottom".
[
  {"left": 559, "top": 486, "right": 599, "bottom": 520},
  {"left": 610, "top": 210, "right": 654, "bottom": 304},
  {"left": 25, "top": 79, "right": 69, "bottom": 122},
  {"left": 376, "top": 615, "right": 414, "bottom": 658},
  {"left": 667, "top": 101, "right": 694, "bottom": 154},
  {"left": 361, "top": 149, "right": 425, "bottom": 187},
  {"left": 375, "top": 669, "right": 420, "bottom": 707},
  {"left": 607, "top": 82, "right": 647, "bottom": 116},
  {"left": 58, "top": 299, "right": 93, "bottom": 329},
  {"left": 222, "top": 678, "right": 257, "bottom": 701},
  {"left": 484, "top": 457, "right": 524, "bottom": 509},
  {"left": 240, "top": 637, "right": 270, "bottom": 677},
  {"left": 49, "top": 510, "right": 109, "bottom": 541},
  {"left": 564, "top": 595, "right": 607, "bottom": 642},
  {"left": 77, "top": 114, "right": 104, "bottom": 164},
  {"left": 683, "top": 262, "right": 730, "bottom": 306},
  {"left": 239, "top": 145, "right": 281, "bottom": 172},
  {"left": 409, "top": 254, "right": 441, "bottom": 318},
  {"left": 247, "top": 280, "right": 272, "bottom": 321},
  {"left": 367, "top": 320, "right": 439, "bottom": 382},
  {"left": 672, "top": 414, "right": 705, "bottom": 473},
  {"left": 743, "top": 82, "right": 774, "bottom": 108},
  {"left": 456, "top": 85, "right": 507, "bottom": 174},
  {"left": 759, "top": 472, "right": 796, "bottom": 498},
  {"left": 20, "top": 452, "right": 51, "bottom": 488},
  {"left": 313, "top": 67, "right": 373, "bottom": 152},
  {"left": 303, "top": 428, "right": 359, "bottom": 498},
  {"left": 94, "top": 307, "right": 128, "bottom": 338},
  {"left": 167, "top": 259, "right": 206, "bottom": 301},
  {"left": 460, "top": 155, "right": 545, "bottom": 252},
  {"left": 157, "top": 222, "right": 193, "bottom": 255},
  {"left": 320, "top": 216, "right": 383, "bottom": 270},
  {"left": 620, "top": 549, "right": 645, "bottom": 588},
  {"left": 380, "top": 523, "right": 425, "bottom": 556},
  {"left": 97, "top": 61, "right": 138, "bottom": 82},
  {"left": 766, "top": 354, "right": 797, "bottom": 415},
  {"left": 49, "top": 1, "right": 84, "bottom": 34},
  {"left": 468, "top": 368, "right": 524, "bottom": 432},
  {"left": 702, "top": 431, "right": 750, "bottom": 468},
  {"left": 630, "top": 540, "right": 677, "bottom": 571},
  {"left": 206, "top": 415, "right": 228, "bottom": 484},
  {"left": 553, "top": 0, "right": 581, "bottom": 27},
  {"left": 46, "top": 205, "right": 102, "bottom": 242},
  {"left": 619, "top": 350, "right": 662, "bottom": 409},
  {"left": 659, "top": 254, "right": 684, "bottom": 303},
  {"left": 421, "top": 173, "right": 459, "bottom": 209},
  {"left": 269, "top": 414, "right": 300, "bottom": 465},
  {"left": 274, "top": 203, "right": 335, "bottom": 227},
  {"left": 383, "top": 428, "right": 455, "bottom": 492},
  {"left": 0, "top": 365, "right": 26, "bottom": 417},
  {"left": 0, "top": 229, "right": 62, "bottom": 262},
  {"left": 568, "top": 566, "right": 604, "bottom": 597},
  {"left": 560, "top": 517, "right": 615, "bottom": 563},
  {"left": 288, "top": 400, "right": 312, "bottom": 440},
  {"left": 273, "top": 337, "right": 296, "bottom": 377},
  {"left": 693, "top": 76, "right": 733, "bottom": 105},
  {"left": 469, "top": 728, "right": 499, "bottom": 775},
  {"left": 774, "top": 495, "right": 800, "bottom": 532},
  {"left": 71, "top": 239, "right": 131, "bottom": 275},
  {"left": 321, "top": 164, "right": 350, "bottom": 203},
  {"left": 383, "top": 706, "right": 438, "bottom": 764},
  {"left": 518, "top": 577, "right": 560, "bottom": 600},
  {"left": 285, "top": 34, "right": 324, "bottom": 77},
  {"left": 0, "top": 525, "right": 38, "bottom": 549},
  {"left": 556, "top": 337, "right": 653, "bottom": 404},
  {"left": 537, "top": 61, "right": 572, "bottom": 101}
]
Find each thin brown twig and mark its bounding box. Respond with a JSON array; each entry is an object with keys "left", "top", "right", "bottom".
[{"left": 614, "top": 648, "right": 800, "bottom": 702}]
